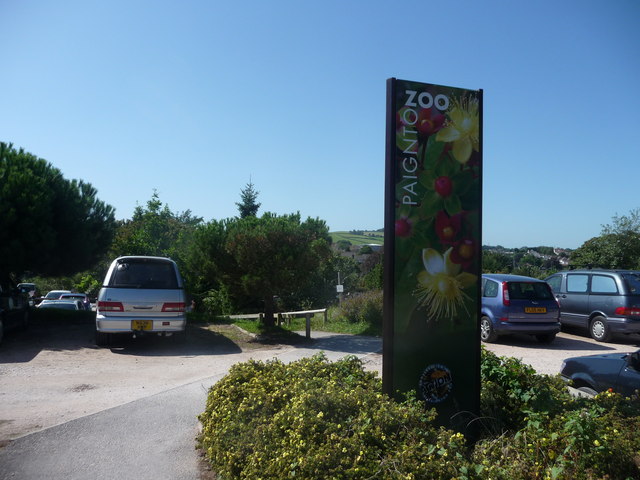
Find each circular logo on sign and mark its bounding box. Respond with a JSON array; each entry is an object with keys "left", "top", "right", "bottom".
[{"left": 419, "top": 364, "right": 453, "bottom": 404}]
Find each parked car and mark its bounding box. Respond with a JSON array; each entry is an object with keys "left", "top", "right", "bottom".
[
  {"left": 480, "top": 274, "right": 561, "bottom": 343},
  {"left": 560, "top": 349, "right": 640, "bottom": 397},
  {"left": 545, "top": 270, "right": 640, "bottom": 342},
  {"left": 37, "top": 299, "right": 84, "bottom": 310},
  {"left": 0, "top": 284, "right": 30, "bottom": 344},
  {"left": 43, "top": 290, "right": 71, "bottom": 301},
  {"left": 95, "top": 256, "right": 187, "bottom": 346},
  {"left": 59, "top": 293, "right": 91, "bottom": 310}
]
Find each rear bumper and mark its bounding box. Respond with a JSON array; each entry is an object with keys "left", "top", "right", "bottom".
[
  {"left": 494, "top": 321, "right": 561, "bottom": 335},
  {"left": 607, "top": 317, "right": 640, "bottom": 334},
  {"left": 96, "top": 314, "right": 186, "bottom": 333}
]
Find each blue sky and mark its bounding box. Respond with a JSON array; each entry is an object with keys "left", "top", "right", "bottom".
[{"left": 1, "top": 0, "right": 638, "bottom": 249}]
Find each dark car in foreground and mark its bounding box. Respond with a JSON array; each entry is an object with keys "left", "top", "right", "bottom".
[
  {"left": 481, "top": 274, "right": 561, "bottom": 343},
  {"left": 561, "top": 349, "right": 640, "bottom": 397}
]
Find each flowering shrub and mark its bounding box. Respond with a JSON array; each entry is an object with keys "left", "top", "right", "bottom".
[
  {"left": 198, "top": 354, "right": 471, "bottom": 479},
  {"left": 199, "top": 350, "right": 640, "bottom": 480}
]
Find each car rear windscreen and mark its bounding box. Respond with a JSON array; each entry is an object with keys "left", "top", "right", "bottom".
[
  {"left": 110, "top": 260, "right": 179, "bottom": 289},
  {"left": 508, "top": 282, "right": 553, "bottom": 300},
  {"left": 622, "top": 274, "right": 640, "bottom": 294}
]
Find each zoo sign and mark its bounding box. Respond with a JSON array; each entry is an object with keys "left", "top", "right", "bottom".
[{"left": 383, "top": 78, "right": 483, "bottom": 430}]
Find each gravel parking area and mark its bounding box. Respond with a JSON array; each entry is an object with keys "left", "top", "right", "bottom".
[{"left": 1, "top": 319, "right": 639, "bottom": 445}]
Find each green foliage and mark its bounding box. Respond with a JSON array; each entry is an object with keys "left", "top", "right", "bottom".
[
  {"left": 332, "top": 290, "right": 383, "bottom": 327},
  {"left": 571, "top": 208, "right": 640, "bottom": 269},
  {"left": 199, "top": 354, "right": 471, "bottom": 480},
  {"left": 110, "top": 191, "right": 202, "bottom": 261},
  {"left": 202, "top": 285, "right": 234, "bottom": 316},
  {"left": 0, "top": 142, "right": 116, "bottom": 283},
  {"left": 335, "top": 239, "right": 352, "bottom": 251},
  {"left": 226, "top": 212, "right": 332, "bottom": 324},
  {"left": 479, "top": 347, "right": 573, "bottom": 434},
  {"left": 200, "top": 349, "right": 640, "bottom": 480},
  {"left": 235, "top": 180, "right": 261, "bottom": 218}
]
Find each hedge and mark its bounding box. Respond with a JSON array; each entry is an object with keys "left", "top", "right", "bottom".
[{"left": 198, "top": 349, "right": 640, "bottom": 479}]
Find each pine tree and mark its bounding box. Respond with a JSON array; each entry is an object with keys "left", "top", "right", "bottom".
[{"left": 236, "top": 181, "right": 261, "bottom": 218}]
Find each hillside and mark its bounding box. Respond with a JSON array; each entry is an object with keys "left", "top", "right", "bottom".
[{"left": 330, "top": 231, "right": 383, "bottom": 246}]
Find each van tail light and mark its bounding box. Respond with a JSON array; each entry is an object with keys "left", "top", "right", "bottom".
[
  {"left": 614, "top": 307, "right": 640, "bottom": 316},
  {"left": 162, "top": 302, "right": 185, "bottom": 312},
  {"left": 502, "top": 282, "right": 510, "bottom": 306},
  {"left": 98, "top": 301, "right": 124, "bottom": 312}
]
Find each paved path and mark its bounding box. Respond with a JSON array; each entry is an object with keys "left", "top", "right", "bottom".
[{"left": 0, "top": 333, "right": 382, "bottom": 480}]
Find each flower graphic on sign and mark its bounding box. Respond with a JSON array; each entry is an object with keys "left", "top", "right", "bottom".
[
  {"left": 414, "top": 247, "right": 476, "bottom": 320},
  {"left": 435, "top": 96, "right": 479, "bottom": 164}
]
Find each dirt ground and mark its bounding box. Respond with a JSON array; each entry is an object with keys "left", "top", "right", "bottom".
[
  {"left": 0, "top": 319, "right": 298, "bottom": 443},
  {"left": 2, "top": 317, "right": 639, "bottom": 446}
]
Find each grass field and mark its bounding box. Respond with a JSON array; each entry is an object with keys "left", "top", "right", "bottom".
[{"left": 330, "top": 231, "right": 383, "bottom": 246}]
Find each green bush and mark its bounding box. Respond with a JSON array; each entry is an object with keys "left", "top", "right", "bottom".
[
  {"left": 202, "top": 286, "right": 233, "bottom": 316},
  {"left": 199, "top": 350, "right": 640, "bottom": 480},
  {"left": 198, "top": 354, "right": 471, "bottom": 479},
  {"left": 336, "top": 290, "right": 382, "bottom": 326}
]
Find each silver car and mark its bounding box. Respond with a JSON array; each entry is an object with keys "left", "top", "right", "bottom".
[{"left": 96, "top": 256, "right": 187, "bottom": 346}]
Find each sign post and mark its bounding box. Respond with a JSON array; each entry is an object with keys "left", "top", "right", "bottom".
[{"left": 383, "top": 79, "right": 483, "bottom": 430}]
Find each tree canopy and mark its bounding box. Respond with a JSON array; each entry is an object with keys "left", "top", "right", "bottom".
[
  {"left": 571, "top": 208, "right": 640, "bottom": 269},
  {"left": 110, "top": 191, "right": 203, "bottom": 260},
  {"left": 0, "top": 143, "right": 116, "bottom": 284},
  {"left": 225, "top": 212, "right": 332, "bottom": 324}
]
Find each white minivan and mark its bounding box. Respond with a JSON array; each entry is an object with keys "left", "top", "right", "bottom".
[{"left": 96, "top": 256, "right": 187, "bottom": 346}]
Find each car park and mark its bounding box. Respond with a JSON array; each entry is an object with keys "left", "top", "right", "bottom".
[
  {"left": 481, "top": 273, "right": 561, "bottom": 343},
  {"left": 95, "top": 256, "right": 187, "bottom": 346},
  {"left": 545, "top": 269, "right": 640, "bottom": 342},
  {"left": 560, "top": 349, "right": 640, "bottom": 397}
]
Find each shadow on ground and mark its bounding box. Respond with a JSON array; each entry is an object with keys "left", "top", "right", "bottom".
[{"left": 0, "top": 320, "right": 271, "bottom": 364}]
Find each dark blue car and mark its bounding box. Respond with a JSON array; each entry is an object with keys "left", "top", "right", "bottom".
[
  {"left": 561, "top": 350, "right": 640, "bottom": 397},
  {"left": 481, "top": 274, "right": 561, "bottom": 343}
]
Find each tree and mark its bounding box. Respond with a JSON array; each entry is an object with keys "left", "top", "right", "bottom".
[
  {"left": 0, "top": 143, "right": 116, "bottom": 284},
  {"left": 571, "top": 208, "right": 640, "bottom": 269},
  {"left": 110, "top": 191, "right": 203, "bottom": 261},
  {"left": 235, "top": 180, "right": 261, "bottom": 218},
  {"left": 226, "top": 212, "right": 331, "bottom": 325}
]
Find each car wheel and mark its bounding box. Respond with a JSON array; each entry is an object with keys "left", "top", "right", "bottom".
[
  {"left": 95, "top": 330, "right": 110, "bottom": 347},
  {"left": 590, "top": 316, "right": 612, "bottom": 342},
  {"left": 535, "top": 333, "right": 556, "bottom": 343},
  {"left": 577, "top": 386, "right": 598, "bottom": 396},
  {"left": 480, "top": 316, "right": 498, "bottom": 343}
]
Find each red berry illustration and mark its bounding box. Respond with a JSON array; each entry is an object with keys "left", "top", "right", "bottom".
[
  {"left": 434, "top": 176, "right": 453, "bottom": 197},
  {"left": 395, "top": 217, "right": 412, "bottom": 237}
]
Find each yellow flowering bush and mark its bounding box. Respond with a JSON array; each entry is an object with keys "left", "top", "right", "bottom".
[
  {"left": 198, "top": 354, "right": 471, "bottom": 479},
  {"left": 199, "top": 351, "right": 640, "bottom": 479}
]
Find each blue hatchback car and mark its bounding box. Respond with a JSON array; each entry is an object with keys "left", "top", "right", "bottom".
[{"left": 481, "top": 274, "right": 561, "bottom": 343}]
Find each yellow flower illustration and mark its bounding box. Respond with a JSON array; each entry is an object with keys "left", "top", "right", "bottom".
[
  {"left": 436, "top": 96, "right": 479, "bottom": 164},
  {"left": 415, "top": 247, "right": 476, "bottom": 319}
]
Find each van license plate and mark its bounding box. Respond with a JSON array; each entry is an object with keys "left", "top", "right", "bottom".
[
  {"left": 525, "top": 307, "right": 547, "bottom": 314},
  {"left": 132, "top": 320, "right": 153, "bottom": 331}
]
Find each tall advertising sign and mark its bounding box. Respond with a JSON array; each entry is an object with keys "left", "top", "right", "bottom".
[{"left": 384, "top": 79, "right": 482, "bottom": 429}]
